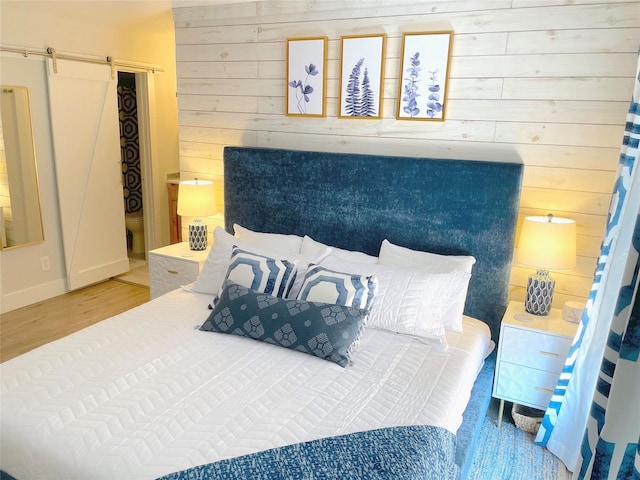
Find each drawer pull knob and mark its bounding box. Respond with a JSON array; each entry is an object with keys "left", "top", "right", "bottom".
[
  {"left": 167, "top": 269, "right": 179, "bottom": 274},
  {"left": 540, "top": 350, "right": 560, "bottom": 358},
  {"left": 535, "top": 386, "right": 554, "bottom": 394}
]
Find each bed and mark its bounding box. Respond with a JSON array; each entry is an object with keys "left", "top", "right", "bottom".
[{"left": 0, "top": 146, "right": 523, "bottom": 480}]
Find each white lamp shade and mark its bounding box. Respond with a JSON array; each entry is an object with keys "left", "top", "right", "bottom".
[
  {"left": 177, "top": 179, "right": 217, "bottom": 217},
  {"left": 516, "top": 215, "right": 576, "bottom": 270}
]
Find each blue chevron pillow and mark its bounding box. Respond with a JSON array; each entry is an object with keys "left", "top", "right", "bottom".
[
  {"left": 201, "top": 282, "right": 368, "bottom": 367},
  {"left": 215, "top": 247, "right": 298, "bottom": 305},
  {"left": 296, "top": 264, "right": 377, "bottom": 311}
]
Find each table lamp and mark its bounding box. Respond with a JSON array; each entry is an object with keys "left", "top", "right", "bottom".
[
  {"left": 177, "top": 179, "right": 217, "bottom": 251},
  {"left": 516, "top": 214, "right": 576, "bottom": 315}
]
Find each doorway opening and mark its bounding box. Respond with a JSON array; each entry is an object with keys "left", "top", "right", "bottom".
[{"left": 118, "top": 71, "right": 145, "bottom": 269}]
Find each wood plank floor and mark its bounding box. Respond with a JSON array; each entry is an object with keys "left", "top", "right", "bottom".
[{"left": 0, "top": 279, "right": 149, "bottom": 363}]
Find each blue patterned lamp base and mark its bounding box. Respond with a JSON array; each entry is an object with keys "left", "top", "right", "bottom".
[
  {"left": 525, "top": 269, "right": 555, "bottom": 316},
  {"left": 188, "top": 220, "right": 208, "bottom": 251}
]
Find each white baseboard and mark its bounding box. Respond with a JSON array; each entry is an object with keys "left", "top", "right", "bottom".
[{"left": 1, "top": 278, "right": 67, "bottom": 314}]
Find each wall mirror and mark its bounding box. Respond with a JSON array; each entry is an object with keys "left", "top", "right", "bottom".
[{"left": 0, "top": 86, "right": 44, "bottom": 249}]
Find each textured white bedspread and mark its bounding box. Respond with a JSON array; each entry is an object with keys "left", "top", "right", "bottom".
[{"left": 0, "top": 288, "right": 490, "bottom": 480}]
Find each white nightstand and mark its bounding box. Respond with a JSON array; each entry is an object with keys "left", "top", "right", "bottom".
[
  {"left": 148, "top": 242, "right": 210, "bottom": 299},
  {"left": 493, "top": 301, "right": 578, "bottom": 427}
]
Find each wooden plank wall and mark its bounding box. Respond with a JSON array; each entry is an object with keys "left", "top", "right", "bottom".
[{"left": 172, "top": 0, "right": 640, "bottom": 308}]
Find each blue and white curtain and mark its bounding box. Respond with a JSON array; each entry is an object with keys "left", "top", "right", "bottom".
[{"left": 535, "top": 51, "right": 640, "bottom": 479}]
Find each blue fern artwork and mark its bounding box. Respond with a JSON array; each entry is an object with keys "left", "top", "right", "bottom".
[
  {"left": 344, "top": 58, "right": 363, "bottom": 115},
  {"left": 360, "top": 68, "right": 377, "bottom": 116},
  {"left": 426, "top": 69, "right": 443, "bottom": 118},
  {"left": 288, "top": 63, "right": 319, "bottom": 114},
  {"left": 344, "top": 58, "right": 377, "bottom": 117},
  {"left": 402, "top": 52, "right": 421, "bottom": 117}
]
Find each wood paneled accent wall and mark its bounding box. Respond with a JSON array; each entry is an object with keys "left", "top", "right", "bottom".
[{"left": 172, "top": 0, "right": 640, "bottom": 308}]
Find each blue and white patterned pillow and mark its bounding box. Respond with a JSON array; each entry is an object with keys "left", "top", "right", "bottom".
[
  {"left": 296, "top": 264, "right": 377, "bottom": 311},
  {"left": 201, "top": 282, "right": 368, "bottom": 367},
  {"left": 216, "top": 247, "right": 297, "bottom": 303}
]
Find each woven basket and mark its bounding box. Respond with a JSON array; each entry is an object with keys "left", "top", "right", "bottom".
[{"left": 511, "top": 403, "right": 544, "bottom": 434}]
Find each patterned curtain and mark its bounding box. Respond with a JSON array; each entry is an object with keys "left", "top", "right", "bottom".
[
  {"left": 579, "top": 232, "right": 639, "bottom": 474},
  {"left": 536, "top": 51, "right": 640, "bottom": 479},
  {"left": 118, "top": 84, "right": 142, "bottom": 214}
]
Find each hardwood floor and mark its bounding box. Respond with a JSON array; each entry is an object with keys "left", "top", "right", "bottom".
[{"left": 0, "top": 279, "right": 149, "bottom": 362}]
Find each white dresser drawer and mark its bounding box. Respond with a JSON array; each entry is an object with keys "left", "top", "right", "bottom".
[
  {"left": 150, "top": 279, "right": 183, "bottom": 299},
  {"left": 148, "top": 243, "right": 210, "bottom": 300},
  {"left": 494, "top": 362, "right": 559, "bottom": 409},
  {"left": 500, "top": 326, "right": 572, "bottom": 374},
  {"left": 493, "top": 302, "right": 578, "bottom": 427},
  {"left": 149, "top": 255, "right": 199, "bottom": 286}
]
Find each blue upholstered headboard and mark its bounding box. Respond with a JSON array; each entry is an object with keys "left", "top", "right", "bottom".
[{"left": 223, "top": 146, "right": 523, "bottom": 340}]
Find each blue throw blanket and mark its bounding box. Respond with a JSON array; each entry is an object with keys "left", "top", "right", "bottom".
[{"left": 157, "top": 425, "right": 459, "bottom": 480}]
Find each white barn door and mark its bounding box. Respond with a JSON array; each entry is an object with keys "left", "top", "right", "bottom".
[{"left": 47, "top": 58, "right": 128, "bottom": 290}]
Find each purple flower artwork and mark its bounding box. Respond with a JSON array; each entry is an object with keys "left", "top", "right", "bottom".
[
  {"left": 286, "top": 37, "right": 327, "bottom": 117},
  {"left": 288, "top": 63, "right": 319, "bottom": 114}
]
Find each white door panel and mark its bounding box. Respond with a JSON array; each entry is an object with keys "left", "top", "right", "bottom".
[{"left": 47, "top": 58, "right": 128, "bottom": 290}]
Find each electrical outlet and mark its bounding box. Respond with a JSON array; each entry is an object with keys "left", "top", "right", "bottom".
[{"left": 40, "top": 256, "right": 50, "bottom": 272}]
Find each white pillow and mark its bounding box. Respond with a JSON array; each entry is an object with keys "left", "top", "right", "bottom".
[
  {"left": 301, "top": 235, "right": 378, "bottom": 264},
  {"left": 378, "top": 239, "right": 476, "bottom": 332},
  {"left": 321, "top": 255, "right": 471, "bottom": 346},
  {"left": 191, "top": 227, "right": 330, "bottom": 296},
  {"left": 234, "top": 223, "right": 303, "bottom": 254}
]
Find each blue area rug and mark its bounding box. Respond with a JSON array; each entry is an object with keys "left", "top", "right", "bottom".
[{"left": 468, "top": 413, "right": 563, "bottom": 480}]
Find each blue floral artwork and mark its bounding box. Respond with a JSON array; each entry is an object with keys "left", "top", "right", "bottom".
[
  {"left": 286, "top": 37, "right": 327, "bottom": 117},
  {"left": 397, "top": 32, "right": 453, "bottom": 121},
  {"left": 426, "top": 69, "right": 443, "bottom": 118},
  {"left": 339, "top": 34, "right": 385, "bottom": 119},
  {"left": 401, "top": 54, "right": 444, "bottom": 118},
  {"left": 402, "top": 52, "right": 422, "bottom": 117},
  {"left": 288, "top": 63, "right": 319, "bottom": 114}
]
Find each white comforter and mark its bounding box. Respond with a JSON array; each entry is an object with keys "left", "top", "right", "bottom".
[{"left": 0, "top": 288, "right": 490, "bottom": 480}]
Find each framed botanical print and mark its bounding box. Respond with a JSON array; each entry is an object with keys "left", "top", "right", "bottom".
[
  {"left": 338, "top": 33, "right": 386, "bottom": 119},
  {"left": 396, "top": 31, "right": 453, "bottom": 121},
  {"left": 286, "top": 36, "right": 327, "bottom": 117}
]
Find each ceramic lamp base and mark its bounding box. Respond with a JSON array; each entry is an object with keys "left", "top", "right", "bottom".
[
  {"left": 525, "top": 269, "right": 555, "bottom": 316},
  {"left": 188, "top": 220, "right": 207, "bottom": 251}
]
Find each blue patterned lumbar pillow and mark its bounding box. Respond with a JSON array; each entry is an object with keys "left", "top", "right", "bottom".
[
  {"left": 201, "top": 282, "right": 368, "bottom": 367},
  {"left": 296, "top": 264, "right": 377, "bottom": 310},
  {"left": 215, "top": 246, "right": 297, "bottom": 303}
]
